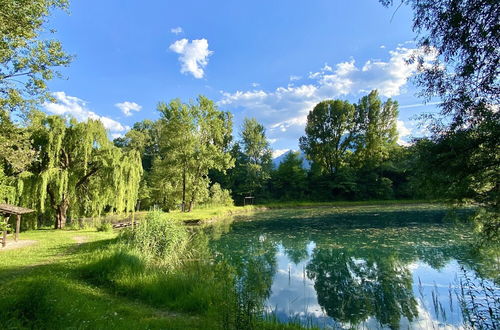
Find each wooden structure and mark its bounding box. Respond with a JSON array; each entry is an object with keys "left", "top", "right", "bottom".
[
  {"left": 0, "top": 203, "right": 34, "bottom": 248},
  {"left": 243, "top": 196, "right": 255, "bottom": 206}
]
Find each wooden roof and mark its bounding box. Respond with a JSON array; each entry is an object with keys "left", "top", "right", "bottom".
[{"left": 0, "top": 203, "right": 34, "bottom": 215}]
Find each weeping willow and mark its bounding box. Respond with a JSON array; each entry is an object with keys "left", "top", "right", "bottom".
[{"left": 19, "top": 115, "right": 143, "bottom": 228}]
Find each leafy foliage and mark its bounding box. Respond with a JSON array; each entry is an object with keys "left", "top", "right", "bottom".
[
  {"left": 0, "top": 0, "right": 72, "bottom": 113},
  {"left": 150, "top": 96, "right": 233, "bottom": 211},
  {"left": 19, "top": 113, "right": 142, "bottom": 228}
]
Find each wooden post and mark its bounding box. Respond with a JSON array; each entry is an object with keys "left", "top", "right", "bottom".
[
  {"left": 15, "top": 214, "right": 21, "bottom": 242},
  {"left": 2, "top": 215, "right": 7, "bottom": 247}
]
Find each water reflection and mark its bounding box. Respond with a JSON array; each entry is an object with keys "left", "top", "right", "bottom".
[{"left": 210, "top": 208, "right": 499, "bottom": 329}]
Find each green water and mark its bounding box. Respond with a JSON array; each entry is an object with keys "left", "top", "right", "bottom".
[{"left": 210, "top": 206, "right": 499, "bottom": 329}]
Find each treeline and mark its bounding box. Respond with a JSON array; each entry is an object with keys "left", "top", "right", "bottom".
[
  {"left": 0, "top": 88, "right": 495, "bottom": 229},
  {"left": 0, "top": 90, "right": 430, "bottom": 229},
  {"left": 115, "top": 90, "right": 424, "bottom": 208}
]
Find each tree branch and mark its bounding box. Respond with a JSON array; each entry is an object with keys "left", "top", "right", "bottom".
[{"left": 75, "top": 166, "right": 100, "bottom": 188}]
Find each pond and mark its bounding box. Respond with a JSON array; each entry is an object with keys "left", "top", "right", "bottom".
[{"left": 209, "top": 206, "right": 499, "bottom": 329}]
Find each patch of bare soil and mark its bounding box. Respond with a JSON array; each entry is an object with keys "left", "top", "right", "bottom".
[
  {"left": 72, "top": 236, "right": 88, "bottom": 244},
  {"left": 0, "top": 239, "right": 37, "bottom": 251}
]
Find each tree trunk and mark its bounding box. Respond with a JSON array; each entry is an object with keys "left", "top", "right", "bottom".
[
  {"left": 182, "top": 166, "right": 186, "bottom": 212},
  {"left": 54, "top": 199, "right": 69, "bottom": 229}
]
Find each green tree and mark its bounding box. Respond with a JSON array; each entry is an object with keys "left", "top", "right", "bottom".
[
  {"left": 152, "top": 96, "right": 233, "bottom": 211},
  {"left": 354, "top": 90, "right": 399, "bottom": 167},
  {"left": 0, "top": 0, "right": 72, "bottom": 113},
  {"left": 238, "top": 118, "right": 273, "bottom": 198},
  {"left": 381, "top": 0, "right": 499, "bottom": 237},
  {"left": 21, "top": 113, "right": 142, "bottom": 228},
  {"left": 272, "top": 151, "right": 307, "bottom": 200},
  {"left": 114, "top": 120, "right": 160, "bottom": 210},
  {"left": 299, "top": 100, "right": 358, "bottom": 176}
]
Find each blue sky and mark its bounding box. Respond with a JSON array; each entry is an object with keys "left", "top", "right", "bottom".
[{"left": 44, "top": 0, "right": 439, "bottom": 157}]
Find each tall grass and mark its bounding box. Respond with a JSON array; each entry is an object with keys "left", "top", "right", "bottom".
[{"left": 119, "top": 210, "right": 189, "bottom": 267}]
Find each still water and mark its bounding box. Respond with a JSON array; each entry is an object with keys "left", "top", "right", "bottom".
[{"left": 210, "top": 206, "right": 499, "bottom": 329}]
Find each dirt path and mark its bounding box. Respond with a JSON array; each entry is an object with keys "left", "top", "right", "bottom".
[
  {"left": 72, "top": 235, "right": 88, "bottom": 244},
  {"left": 0, "top": 239, "right": 37, "bottom": 251}
]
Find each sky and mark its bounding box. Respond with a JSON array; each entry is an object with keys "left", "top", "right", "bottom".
[{"left": 44, "top": 0, "right": 440, "bottom": 158}]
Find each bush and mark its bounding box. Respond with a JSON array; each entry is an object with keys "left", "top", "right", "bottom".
[
  {"left": 120, "top": 210, "right": 189, "bottom": 267},
  {"left": 96, "top": 221, "right": 113, "bottom": 232},
  {"left": 209, "top": 183, "right": 234, "bottom": 207}
]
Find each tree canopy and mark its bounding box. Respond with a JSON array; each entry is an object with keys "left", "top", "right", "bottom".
[{"left": 19, "top": 113, "right": 142, "bottom": 228}]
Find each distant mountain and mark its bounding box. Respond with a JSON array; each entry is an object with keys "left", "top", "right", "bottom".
[{"left": 272, "top": 150, "right": 310, "bottom": 169}]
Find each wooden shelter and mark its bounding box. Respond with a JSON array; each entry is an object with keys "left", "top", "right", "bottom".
[{"left": 0, "top": 203, "right": 34, "bottom": 247}]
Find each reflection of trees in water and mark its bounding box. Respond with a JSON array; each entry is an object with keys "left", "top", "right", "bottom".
[
  {"left": 210, "top": 209, "right": 495, "bottom": 328},
  {"left": 211, "top": 231, "right": 278, "bottom": 315},
  {"left": 307, "top": 249, "right": 417, "bottom": 329}
]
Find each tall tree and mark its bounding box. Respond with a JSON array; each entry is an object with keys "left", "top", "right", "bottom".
[
  {"left": 0, "top": 0, "right": 72, "bottom": 113},
  {"left": 238, "top": 118, "right": 273, "bottom": 197},
  {"left": 299, "top": 100, "right": 358, "bottom": 176},
  {"left": 381, "top": 0, "right": 500, "bottom": 237},
  {"left": 354, "top": 90, "right": 399, "bottom": 167},
  {"left": 22, "top": 113, "right": 142, "bottom": 228},
  {"left": 152, "top": 96, "right": 233, "bottom": 211},
  {"left": 381, "top": 0, "right": 499, "bottom": 130},
  {"left": 114, "top": 120, "right": 160, "bottom": 209},
  {"left": 0, "top": 0, "right": 71, "bottom": 202}
]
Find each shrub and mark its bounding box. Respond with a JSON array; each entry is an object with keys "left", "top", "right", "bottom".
[
  {"left": 120, "top": 210, "right": 189, "bottom": 267},
  {"left": 96, "top": 221, "right": 113, "bottom": 232},
  {"left": 209, "top": 183, "right": 234, "bottom": 206}
]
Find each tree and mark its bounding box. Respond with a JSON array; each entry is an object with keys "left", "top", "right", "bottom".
[
  {"left": 381, "top": 0, "right": 499, "bottom": 238},
  {"left": 299, "top": 100, "right": 358, "bottom": 176},
  {"left": 354, "top": 90, "right": 399, "bottom": 168},
  {"left": 0, "top": 0, "right": 72, "bottom": 113},
  {"left": 381, "top": 0, "right": 499, "bottom": 130},
  {"left": 21, "top": 113, "right": 142, "bottom": 228},
  {"left": 0, "top": 0, "right": 71, "bottom": 203},
  {"left": 114, "top": 120, "right": 160, "bottom": 210},
  {"left": 238, "top": 118, "right": 273, "bottom": 197},
  {"left": 152, "top": 96, "right": 233, "bottom": 211},
  {"left": 272, "top": 151, "right": 307, "bottom": 200}
]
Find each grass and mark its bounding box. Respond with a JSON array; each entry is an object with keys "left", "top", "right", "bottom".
[{"left": 0, "top": 226, "right": 307, "bottom": 329}]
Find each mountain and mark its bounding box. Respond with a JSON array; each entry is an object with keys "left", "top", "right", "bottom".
[{"left": 272, "top": 150, "right": 310, "bottom": 169}]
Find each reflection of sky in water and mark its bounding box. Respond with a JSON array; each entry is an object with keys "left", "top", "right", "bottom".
[
  {"left": 266, "top": 242, "right": 339, "bottom": 328},
  {"left": 213, "top": 209, "right": 498, "bottom": 329},
  {"left": 265, "top": 244, "right": 492, "bottom": 329}
]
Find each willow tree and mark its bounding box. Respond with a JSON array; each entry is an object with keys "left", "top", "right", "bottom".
[
  {"left": 22, "top": 113, "right": 142, "bottom": 228},
  {"left": 152, "top": 96, "right": 233, "bottom": 212}
]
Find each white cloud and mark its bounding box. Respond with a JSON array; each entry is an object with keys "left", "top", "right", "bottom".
[
  {"left": 251, "top": 82, "right": 260, "bottom": 87},
  {"left": 397, "top": 120, "right": 412, "bottom": 146},
  {"left": 170, "top": 27, "right": 183, "bottom": 35},
  {"left": 115, "top": 101, "right": 142, "bottom": 116},
  {"left": 219, "top": 45, "right": 436, "bottom": 149},
  {"left": 289, "top": 75, "right": 301, "bottom": 81},
  {"left": 380, "top": 45, "right": 386, "bottom": 49},
  {"left": 43, "top": 92, "right": 127, "bottom": 133},
  {"left": 169, "top": 38, "right": 213, "bottom": 79}
]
